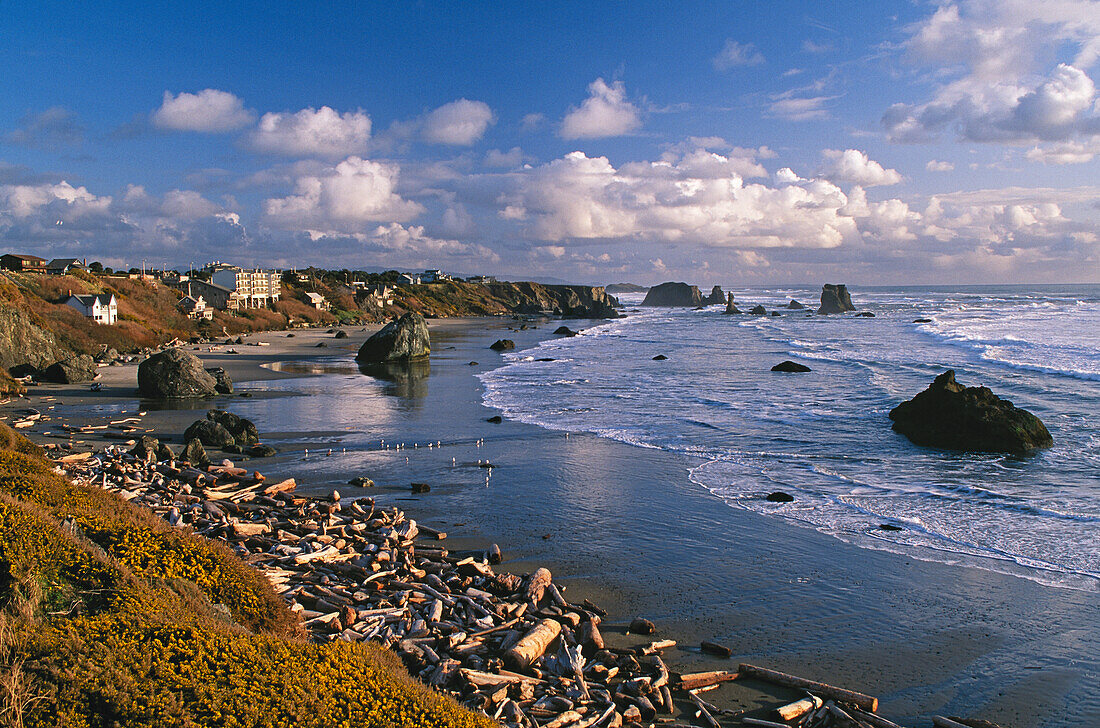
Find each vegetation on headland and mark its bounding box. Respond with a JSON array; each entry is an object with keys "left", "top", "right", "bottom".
[{"left": 0, "top": 423, "right": 493, "bottom": 727}]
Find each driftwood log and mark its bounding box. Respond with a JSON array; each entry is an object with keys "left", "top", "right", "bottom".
[{"left": 738, "top": 663, "right": 879, "bottom": 712}]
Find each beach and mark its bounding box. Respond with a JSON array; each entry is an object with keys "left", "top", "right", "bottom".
[{"left": 5, "top": 315, "right": 1098, "bottom": 728}]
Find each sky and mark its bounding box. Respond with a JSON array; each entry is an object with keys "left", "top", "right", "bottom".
[{"left": 2, "top": 1, "right": 1100, "bottom": 286}]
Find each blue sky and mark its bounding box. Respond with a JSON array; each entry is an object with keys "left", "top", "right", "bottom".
[{"left": 2, "top": 1, "right": 1099, "bottom": 284}]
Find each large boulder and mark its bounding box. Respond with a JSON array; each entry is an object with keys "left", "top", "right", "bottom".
[
  {"left": 786, "top": 300, "right": 805, "bottom": 310},
  {"left": 138, "top": 349, "right": 218, "bottom": 398},
  {"left": 183, "top": 419, "right": 235, "bottom": 449},
  {"left": 490, "top": 339, "right": 515, "bottom": 351},
  {"left": 889, "top": 370, "right": 1053, "bottom": 454},
  {"left": 723, "top": 293, "right": 741, "bottom": 315},
  {"left": 749, "top": 305, "right": 768, "bottom": 315},
  {"left": 355, "top": 312, "right": 430, "bottom": 363},
  {"left": 818, "top": 284, "right": 855, "bottom": 314},
  {"left": 206, "top": 409, "right": 259, "bottom": 447},
  {"left": 205, "top": 367, "right": 233, "bottom": 394},
  {"left": 771, "top": 361, "right": 811, "bottom": 373},
  {"left": 704, "top": 286, "right": 725, "bottom": 305},
  {"left": 641, "top": 282, "right": 703, "bottom": 307},
  {"left": 40, "top": 355, "right": 97, "bottom": 384}
]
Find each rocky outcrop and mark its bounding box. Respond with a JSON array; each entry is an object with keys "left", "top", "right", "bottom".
[
  {"left": 889, "top": 370, "right": 1053, "bottom": 454},
  {"left": 40, "top": 355, "right": 98, "bottom": 383},
  {"left": 490, "top": 339, "right": 515, "bottom": 351},
  {"left": 786, "top": 300, "right": 805, "bottom": 310},
  {"left": 641, "top": 282, "right": 703, "bottom": 307},
  {"left": 0, "top": 304, "right": 69, "bottom": 372},
  {"left": 184, "top": 410, "right": 260, "bottom": 450},
  {"left": 771, "top": 361, "right": 811, "bottom": 373},
  {"left": 485, "top": 283, "right": 621, "bottom": 318},
  {"left": 356, "top": 312, "right": 430, "bottom": 363},
  {"left": 723, "top": 294, "right": 741, "bottom": 315},
  {"left": 818, "top": 284, "right": 855, "bottom": 314},
  {"left": 749, "top": 305, "right": 767, "bottom": 315},
  {"left": 704, "top": 286, "right": 725, "bottom": 305},
  {"left": 183, "top": 419, "right": 235, "bottom": 449},
  {"left": 138, "top": 349, "right": 218, "bottom": 398},
  {"left": 205, "top": 367, "right": 233, "bottom": 394},
  {"left": 554, "top": 326, "right": 579, "bottom": 337}
]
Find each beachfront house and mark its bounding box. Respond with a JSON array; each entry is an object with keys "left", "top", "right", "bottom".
[
  {"left": 305, "top": 292, "right": 330, "bottom": 311},
  {"left": 1, "top": 253, "right": 49, "bottom": 273},
  {"left": 166, "top": 278, "right": 234, "bottom": 311},
  {"left": 421, "top": 269, "right": 453, "bottom": 283},
  {"left": 360, "top": 283, "right": 394, "bottom": 308},
  {"left": 64, "top": 292, "right": 118, "bottom": 325},
  {"left": 399, "top": 273, "right": 421, "bottom": 285},
  {"left": 206, "top": 263, "right": 282, "bottom": 309},
  {"left": 466, "top": 275, "right": 496, "bottom": 284},
  {"left": 178, "top": 294, "right": 213, "bottom": 320},
  {"left": 46, "top": 258, "right": 87, "bottom": 275}
]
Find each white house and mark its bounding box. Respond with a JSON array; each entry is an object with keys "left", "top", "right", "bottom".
[
  {"left": 65, "top": 293, "right": 118, "bottom": 325},
  {"left": 178, "top": 294, "right": 213, "bottom": 320},
  {"left": 399, "top": 273, "right": 421, "bottom": 285},
  {"left": 361, "top": 283, "right": 395, "bottom": 308},
  {"left": 305, "top": 292, "right": 330, "bottom": 311}
]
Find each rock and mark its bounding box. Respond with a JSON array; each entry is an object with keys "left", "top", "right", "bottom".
[
  {"left": 771, "top": 361, "right": 811, "bottom": 373},
  {"left": 490, "top": 339, "right": 515, "bottom": 351},
  {"left": 156, "top": 442, "right": 175, "bottom": 461},
  {"left": 355, "top": 312, "right": 430, "bottom": 363},
  {"left": 786, "top": 300, "right": 805, "bottom": 310},
  {"left": 286, "top": 333, "right": 295, "bottom": 337},
  {"left": 348, "top": 476, "right": 375, "bottom": 487},
  {"left": 95, "top": 348, "right": 120, "bottom": 364},
  {"left": 749, "top": 305, "right": 767, "bottom": 315},
  {"left": 138, "top": 349, "right": 218, "bottom": 398},
  {"left": 554, "top": 326, "right": 579, "bottom": 336},
  {"left": 913, "top": 318, "right": 932, "bottom": 323},
  {"left": 628, "top": 617, "right": 655, "bottom": 635},
  {"left": 818, "top": 284, "right": 855, "bottom": 314},
  {"left": 334, "top": 330, "right": 348, "bottom": 339},
  {"left": 129, "top": 436, "right": 160, "bottom": 462},
  {"left": 0, "top": 303, "right": 69, "bottom": 373},
  {"left": 723, "top": 293, "right": 741, "bottom": 315},
  {"left": 206, "top": 410, "right": 260, "bottom": 447},
  {"left": 468, "top": 361, "right": 478, "bottom": 366},
  {"left": 411, "top": 482, "right": 431, "bottom": 493},
  {"left": 704, "top": 285, "right": 725, "bottom": 305},
  {"left": 182, "top": 438, "right": 209, "bottom": 465},
  {"left": 205, "top": 367, "right": 233, "bottom": 394},
  {"left": 183, "top": 419, "right": 236, "bottom": 449},
  {"left": 247, "top": 444, "right": 277, "bottom": 458},
  {"left": 535, "top": 357, "right": 555, "bottom": 362},
  {"left": 40, "top": 355, "right": 98, "bottom": 384},
  {"left": 652, "top": 354, "right": 668, "bottom": 361},
  {"left": 889, "top": 370, "right": 1053, "bottom": 453},
  {"left": 487, "top": 415, "right": 503, "bottom": 423},
  {"left": 771, "top": 311, "right": 781, "bottom": 317},
  {"left": 766, "top": 491, "right": 794, "bottom": 502},
  {"left": 315, "top": 342, "right": 328, "bottom": 348},
  {"left": 641, "top": 282, "right": 703, "bottom": 307},
  {"left": 879, "top": 523, "right": 903, "bottom": 532},
  {"left": 856, "top": 311, "right": 875, "bottom": 317},
  {"left": 223, "top": 443, "right": 242, "bottom": 454}
]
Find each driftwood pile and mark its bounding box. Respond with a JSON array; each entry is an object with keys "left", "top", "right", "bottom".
[{"left": 50, "top": 446, "right": 987, "bottom": 728}]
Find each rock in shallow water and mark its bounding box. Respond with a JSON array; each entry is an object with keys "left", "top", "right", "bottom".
[
  {"left": 771, "top": 361, "right": 811, "bottom": 373},
  {"left": 818, "top": 283, "right": 856, "bottom": 314},
  {"left": 138, "top": 349, "right": 218, "bottom": 398},
  {"left": 355, "top": 312, "right": 430, "bottom": 363},
  {"left": 490, "top": 339, "right": 515, "bottom": 351},
  {"left": 766, "top": 491, "right": 794, "bottom": 502},
  {"left": 889, "top": 369, "right": 1053, "bottom": 454}
]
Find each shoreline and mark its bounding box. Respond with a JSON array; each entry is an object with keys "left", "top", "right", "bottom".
[{"left": 3, "top": 318, "right": 1097, "bottom": 727}]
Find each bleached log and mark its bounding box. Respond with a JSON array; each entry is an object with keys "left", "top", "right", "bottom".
[
  {"left": 777, "top": 695, "right": 823, "bottom": 722},
  {"left": 505, "top": 618, "right": 561, "bottom": 669},
  {"left": 738, "top": 663, "right": 879, "bottom": 713}
]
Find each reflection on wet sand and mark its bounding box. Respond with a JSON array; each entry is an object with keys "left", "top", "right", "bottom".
[{"left": 357, "top": 360, "right": 430, "bottom": 402}]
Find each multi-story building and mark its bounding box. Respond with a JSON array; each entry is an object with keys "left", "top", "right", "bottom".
[
  {"left": 1, "top": 253, "right": 48, "bottom": 273},
  {"left": 64, "top": 293, "right": 118, "bottom": 325},
  {"left": 206, "top": 263, "right": 281, "bottom": 309}
]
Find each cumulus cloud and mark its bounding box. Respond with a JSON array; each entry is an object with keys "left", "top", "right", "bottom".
[
  {"left": 1025, "top": 138, "right": 1100, "bottom": 164},
  {"left": 885, "top": 2, "right": 1100, "bottom": 152},
  {"left": 152, "top": 89, "right": 255, "bottom": 133},
  {"left": 249, "top": 106, "right": 372, "bottom": 158},
  {"left": 560, "top": 79, "right": 642, "bottom": 139},
  {"left": 926, "top": 160, "right": 955, "bottom": 172},
  {"left": 422, "top": 99, "right": 494, "bottom": 145},
  {"left": 484, "top": 147, "right": 527, "bottom": 168},
  {"left": 262, "top": 156, "right": 424, "bottom": 234},
  {"left": 6, "top": 107, "right": 84, "bottom": 149},
  {"left": 712, "top": 40, "right": 765, "bottom": 70},
  {"left": 819, "top": 149, "right": 903, "bottom": 186}
]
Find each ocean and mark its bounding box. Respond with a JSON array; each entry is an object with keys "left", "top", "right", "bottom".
[{"left": 480, "top": 285, "right": 1100, "bottom": 592}]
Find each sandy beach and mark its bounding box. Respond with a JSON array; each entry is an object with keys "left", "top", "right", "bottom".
[{"left": 5, "top": 317, "right": 1098, "bottom": 728}]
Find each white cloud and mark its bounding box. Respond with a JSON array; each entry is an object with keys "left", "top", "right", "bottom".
[
  {"left": 151, "top": 89, "right": 254, "bottom": 133},
  {"left": 484, "top": 147, "right": 526, "bottom": 168},
  {"left": 560, "top": 79, "right": 642, "bottom": 139},
  {"left": 521, "top": 113, "right": 546, "bottom": 132},
  {"left": 926, "top": 159, "right": 955, "bottom": 172},
  {"left": 422, "top": 99, "right": 494, "bottom": 145},
  {"left": 262, "top": 156, "right": 424, "bottom": 233},
  {"left": 250, "top": 106, "right": 371, "bottom": 158},
  {"left": 802, "top": 40, "right": 833, "bottom": 54},
  {"left": 767, "top": 95, "right": 833, "bottom": 121},
  {"left": 1025, "top": 138, "right": 1100, "bottom": 163},
  {"left": 820, "top": 149, "right": 903, "bottom": 186},
  {"left": 712, "top": 40, "right": 765, "bottom": 70}
]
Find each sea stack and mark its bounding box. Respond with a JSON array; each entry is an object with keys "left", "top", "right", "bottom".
[
  {"left": 818, "top": 284, "right": 856, "bottom": 314},
  {"left": 704, "top": 285, "right": 725, "bottom": 305},
  {"left": 641, "top": 282, "right": 703, "bottom": 307},
  {"left": 889, "top": 370, "right": 1053, "bottom": 454},
  {"left": 138, "top": 349, "right": 218, "bottom": 398},
  {"left": 355, "top": 312, "right": 431, "bottom": 363},
  {"left": 723, "top": 293, "right": 741, "bottom": 315}
]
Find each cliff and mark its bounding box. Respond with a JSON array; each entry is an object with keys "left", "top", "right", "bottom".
[
  {"left": 387, "top": 280, "right": 620, "bottom": 319},
  {"left": 641, "top": 281, "right": 703, "bottom": 307}
]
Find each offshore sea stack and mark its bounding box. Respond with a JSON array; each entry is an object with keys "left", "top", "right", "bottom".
[
  {"left": 704, "top": 285, "right": 725, "bottom": 305},
  {"left": 889, "top": 370, "right": 1053, "bottom": 454},
  {"left": 723, "top": 293, "right": 741, "bottom": 314},
  {"left": 818, "top": 284, "right": 856, "bottom": 314},
  {"left": 356, "top": 312, "right": 430, "bottom": 363},
  {"left": 641, "top": 282, "right": 703, "bottom": 307},
  {"left": 138, "top": 348, "right": 218, "bottom": 398}
]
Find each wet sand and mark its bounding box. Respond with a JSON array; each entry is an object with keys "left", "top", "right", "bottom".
[{"left": 5, "top": 319, "right": 1098, "bottom": 727}]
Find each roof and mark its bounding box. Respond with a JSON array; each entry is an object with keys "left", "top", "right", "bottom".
[
  {"left": 69, "top": 293, "right": 116, "bottom": 307},
  {"left": 305, "top": 292, "right": 326, "bottom": 302},
  {"left": 4, "top": 253, "right": 47, "bottom": 263},
  {"left": 177, "top": 295, "right": 205, "bottom": 310},
  {"left": 47, "top": 258, "right": 83, "bottom": 268}
]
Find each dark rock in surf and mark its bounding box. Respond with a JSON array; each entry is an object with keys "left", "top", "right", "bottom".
[
  {"left": 723, "top": 293, "right": 741, "bottom": 315},
  {"left": 749, "top": 305, "right": 767, "bottom": 315},
  {"left": 554, "top": 326, "right": 579, "bottom": 336},
  {"left": 787, "top": 300, "right": 806, "bottom": 310},
  {"left": 889, "top": 370, "right": 1053, "bottom": 454},
  {"left": 766, "top": 491, "right": 794, "bottom": 502},
  {"left": 490, "top": 339, "right": 515, "bottom": 351},
  {"left": 641, "top": 282, "right": 703, "bottom": 307},
  {"left": 652, "top": 354, "right": 668, "bottom": 361},
  {"left": 913, "top": 318, "right": 932, "bottom": 323},
  {"left": 818, "top": 284, "right": 856, "bottom": 314},
  {"left": 856, "top": 311, "right": 875, "bottom": 317},
  {"left": 356, "top": 312, "right": 430, "bottom": 363},
  {"left": 487, "top": 415, "right": 503, "bottom": 423},
  {"left": 771, "top": 361, "right": 811, "bottom": 373},
  {"left": 704, "top": 285, "right": 725, "bottom": 305}
]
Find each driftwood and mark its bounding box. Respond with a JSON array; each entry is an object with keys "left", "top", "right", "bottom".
[
  {"left": 678, "top": 670, "right": 738, "bottom": 691},
  {"left": 777, "top": 695, "right": 823, "bottom": 721},
  {"left": 505, "top": 618, "right": 561, "bottom": 669},
  {"left": 934, "top": 718, "right": 977, "bottom": 728},
  {"left": 738, "top": 663, "right": 879, "bottom": 713}
]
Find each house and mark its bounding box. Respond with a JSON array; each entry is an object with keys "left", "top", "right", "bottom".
[
  {"left": 178, "top": 294, "right": 213, "bottom": 320},
  {"left": 46, "top": 258, "right": 86, "bottom": 275},
  {"left": 466, "top": 275, "right": 496, "bottom": 284},
  {"left": 65, "top": 293, "right": 118, "bottom": 325},
  {"left": 305, "top": 292, "right": 330, "bottom": 311},
  {"left": 207, "top": 264, "right": 281, "bottom": 309},
  {"left": 360, "top": 283, "right": 394, "bottom": 308},
  {"left": 398, "top": 273, "right": 421, "bottom": 285},
  {"left": 421, "top": 269, "right": 453, "bottom": 283},
  {"left": 166, "top": 278, "right": 234, "bottom": 311},
  {"left": 1, "top": 254, "right": 48, "bottom": 273}
]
